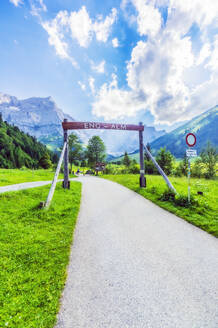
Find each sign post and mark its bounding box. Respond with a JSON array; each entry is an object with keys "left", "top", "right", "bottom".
[
  {"left": 139, "top": 122, "right": 146, "bottom": 187},
  {"left": 185, "top": 133, "right": 197, "bottom": 203}
]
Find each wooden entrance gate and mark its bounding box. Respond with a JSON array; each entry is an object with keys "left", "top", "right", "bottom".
[{"left": 62, "top": 119, "right": 146, "bottom": 188}]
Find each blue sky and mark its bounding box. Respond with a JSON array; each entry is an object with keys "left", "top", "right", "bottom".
[{"left": 0, "top": 0, "right": 218, "bottom": 131}]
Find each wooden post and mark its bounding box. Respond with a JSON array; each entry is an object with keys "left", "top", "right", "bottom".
[
  {"left": 44, "top": 142, "right": 67, "bottom": 208},
  {"left": 63, "top": 119, "right": 69, "bottom": 189},
  {"left": 139, "top": 122, "right": 146, "bottom": 188},
  {"left": 144, "top": 145, "right": 177, "bottom": 194}
]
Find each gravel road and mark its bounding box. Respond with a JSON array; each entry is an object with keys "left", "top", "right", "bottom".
[{"left": 55, "top": 176, "right": 218, "bottom": 328}]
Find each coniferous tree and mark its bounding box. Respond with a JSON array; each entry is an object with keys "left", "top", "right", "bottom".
[{"left": 123, "top": 151, "right": 131, "bottom": 167}]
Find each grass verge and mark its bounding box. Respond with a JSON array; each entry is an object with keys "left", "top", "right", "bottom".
[
  {"left": 102, "top": 174, "right": 218, "bottom": 237},
  {"left": 0, "top": 182, "right": 81, "bottom": 327},
  {"left": 0, "top": 169, "right": 64, "bottom": 186}
]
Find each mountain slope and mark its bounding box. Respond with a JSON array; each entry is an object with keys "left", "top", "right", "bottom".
[
  {"left": 0, "top": 92, "right": 76, "bottom": 150},
  {"left": 150, "top": 106, "right": 218, "bottom": 157},
  {"left": 0, "top": 114, "right": 51, "bottom": 168}
]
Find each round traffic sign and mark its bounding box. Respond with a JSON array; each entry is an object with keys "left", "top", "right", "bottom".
[{"left": 186, "top": 133, "right": 196, "bottom": 147}]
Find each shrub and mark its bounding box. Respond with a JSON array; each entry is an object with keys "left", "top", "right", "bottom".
[
  {"left": 159, "top": 189, "right": 176, "bottom": 201},
  {"left": 144, "top": 160, "right": 158, "bottom": 174},
  {"left": 174, "top": 194, "right": 198, "bottom": 207},
  {"left": 172, "top": 164, "right": 183, "bottom": 177},
  {"left": 128, "top": 164, "right": 139, "bottom": 174}
]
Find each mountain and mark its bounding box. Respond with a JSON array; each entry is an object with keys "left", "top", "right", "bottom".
[
  {"left": 0, "top": 92, "right": 76, "bottom": 151},
  {"left": 0, "top": 92, "right": 165, "bottom": 154},
  {"left": 150, "top": 106, "right": 218, "bottom": 158},
  {"left": 0, "top": 114, "right": 51, "bottom": 168}
]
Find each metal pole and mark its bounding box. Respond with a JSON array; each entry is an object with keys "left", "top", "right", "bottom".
[
  {"left": 44, "top": 142, "right": 67, "bottom": 208},
  {"left": 144, "top": 145, "right": 177, "bottom": 194},
  {"left": 139, "top": 122, "right": 146, "bottom": 188},
  {"left": 63, "top": 119, "right": 69, "bottom": 189},
  {"left": 188, "top": 158, "right": 191, "bottom": 203}
]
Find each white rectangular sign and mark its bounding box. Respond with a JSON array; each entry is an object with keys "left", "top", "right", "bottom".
[{"left": 186, "top": 149, "right": 197, "bottom": 157}]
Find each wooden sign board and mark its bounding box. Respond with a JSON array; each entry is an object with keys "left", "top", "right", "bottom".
[{"left": 62, "top": 121, "right": 144, "bottom": 131}]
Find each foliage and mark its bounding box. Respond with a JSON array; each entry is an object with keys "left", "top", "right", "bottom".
[
  {"left": 156, "top": 147, "right": 174, "bottom": 175},
  {"left": 191, "top": 158, "right": 204, "bottom": 178},
  {"left": 0, "top": 182, "right": 81, "bottom": 327},
  {"left": 86, "top": 136, "right": 106, "bottom": 168},
  {"left": 159, "top": 189, "right": 176, "bottom": 201},
  {"left": 144, "top": 160, "right": 158, "bottom": 174},
  {"left": 128, "top": 163, "right": 139, "bottom": 174},
  {"left": 102, "top": 174, "right": 218, "bottom": 237},
  {"left": 39, "top": 153, "right": 52, "bottom": 169},
  {"left": 68, "top": 133, "right": 83, "bottom": 172},
  {"left": 200, "top": 141, "right": 218, "bottom": 178},
  {"left": 0, "top": 116, "right": 53, "bottom": 169},
  {"left": 123, "top": 151, "right": 131, "bottom": 167}
]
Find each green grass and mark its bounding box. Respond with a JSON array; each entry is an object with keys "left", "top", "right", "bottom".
[
  {"left": 102, "top": 174, "right": 218, "bottom": 237},
  {"left": 0, "top": 166, "right": 90, "bottom": 187},
  {"left": 0, "top": 182, "right": 81, "bottom": 328},
  {"left": 0, "top": 169, "right": 64, "bottom": 186}
]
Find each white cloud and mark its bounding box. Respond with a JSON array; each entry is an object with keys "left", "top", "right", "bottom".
[
  {"left": 42, "top": 6, "right": 117, "bottom": 63},
  {"left": 91, "top": 60, "right": 105, "bottom": 73},
  {"left": 112, "top": 38, "right": 119, "bottom": 48},
  {"left": 89, "top": 77, "right": 96, "bottom": 95},
  {"left": 92, "top": 74, "right": 145, "bottom": 120},
  {"left": 69, "top": 6, "right": 92, "bottom": 47},
  {"left": 42, "top": 11, "right": 78, "bottom": 67},
  {"left": 9, "top": 0, "right": 23, "bottom": 6},
  {"left": 30, "top": 0, "right": 47, "bottom": 17},
  {"left": 133, "top": 0, "right": 162, "bottom": 38},
  {"left": 78, "top": 81, "right": 86, "bottom": 91},
  {"left": 93, "top": 0, "right": 218, "bottom": 124},
  {"left": 93, "top": 8, "right": 117, "bottom": 42}
]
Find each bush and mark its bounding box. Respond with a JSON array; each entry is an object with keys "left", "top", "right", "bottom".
[
  {"left": 159, "top": 189, "right": 199, "bottom": 207},
  {"left": 104, "top": 165, "right": 116, "bottom": 174},
  {"left": 172, "top": 166, "right": 182, "bottom": 177},
  {"left": 144, "top": 160, "right": 158, "bottom": 174},
  {"left": 128, "top": 164, "right": 139, "bottom": 174},
  {"left": 174, "top": 194, "right": 199, "bottom": 207},
  {"left": 192, "top": 160, "right": 204, "bottom": 178},
  {"left": 159, "top": 189, "right": 176, "bottom": 201}
]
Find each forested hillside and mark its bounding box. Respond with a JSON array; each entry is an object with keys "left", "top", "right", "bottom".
[
  {"left": 0, "top": 114, "right": 54, "bottom": 168},
  {"left": 150, "top": 106, "right": 218, "bottom": 157}
]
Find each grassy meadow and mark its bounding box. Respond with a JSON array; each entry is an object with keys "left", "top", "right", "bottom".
[
  {"left": 0, "top": 182, "right": 81, "bottom": 328},
  {"left": 102, "top": 174, "right": 218, "bottom": 237},
  {"left": 0, "top": 165, "right": 90, "bottom": 187}
]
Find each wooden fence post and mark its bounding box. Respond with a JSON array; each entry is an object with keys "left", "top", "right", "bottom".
[
  {"left": 63, "top": 119, "right": 69, "bottom": 189},
  {"left": 144, "top": 145, "right": 177, "bottom": 194},
  {"left": 44, "top": 142, "right": 67, "bottom": 208},
  {"left": 139, "top": 122, "right": 146, "bottom": 188}
]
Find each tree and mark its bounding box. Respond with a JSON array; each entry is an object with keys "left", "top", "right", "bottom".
[
  {"left": 123, "top": 151, "right": 131, "bottom": 167},
  {"left": 39, "top": 153, "right": 52, "bottom": 169},
  {"left": 86, "top": 136, "right": 106, "bottom": 170},
  {"left": 200, "top": 142, "right": 218, "bottom": 178},
  {"left": 68, "top": 133, "right": 83, "bottom": 172},
  {"left": 156, "top": 147, "right": 174, "bottom": 175}
]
